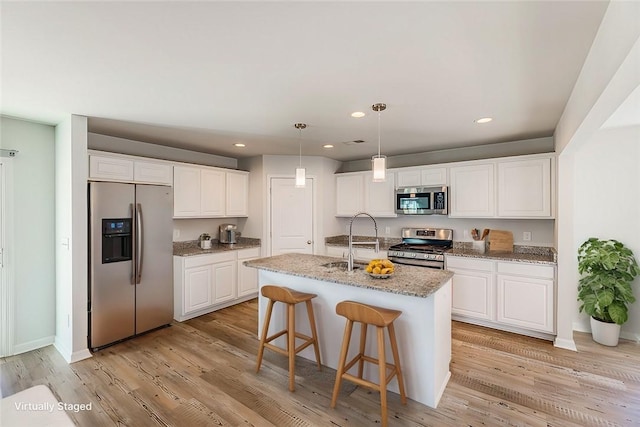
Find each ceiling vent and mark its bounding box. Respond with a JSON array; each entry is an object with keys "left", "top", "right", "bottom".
[{"left": 342, "top": 140, "right": 367, "bottom": 146}]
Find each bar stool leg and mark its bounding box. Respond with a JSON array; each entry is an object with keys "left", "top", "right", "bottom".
[
  {"left": 330, "top": 318, "right": 353, "bottom": 408},
  {"left": 305, "top": 300, "right": 322, "bottom": 370},
  {"left": 256, "top": 299, "right": 275, "bottom": 373},
  {"left": 287, "top": 303, "right": 296, "bottom": 392},
  {"left": 377, "top": 326, "right": 388, "bottom": 427},
  {"left": 387, "top": 322, "right": 407, "bottom": 404},
  {"left": 358, "top": 322, "right": 368, "bottom": 379}
]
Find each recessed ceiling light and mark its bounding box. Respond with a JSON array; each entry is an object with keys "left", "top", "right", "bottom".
[
  {"left": 474, "top": 117, "right": 493, "bottom": 124},
  {"left": 233, "top": 143, "right": 246, "bottom": 147},
  {"left": 351, "top": 112, "right": 365, "bottom": 118},
  {"left": 323, "top": 144, "right": 334, "bottom": 149}
]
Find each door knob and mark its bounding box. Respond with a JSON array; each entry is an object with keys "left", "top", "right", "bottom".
[{"left": 307, "top": 240, "right": 312, "bottom": 244}]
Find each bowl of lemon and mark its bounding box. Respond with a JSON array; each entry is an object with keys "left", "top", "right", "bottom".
[{"left": 365, "top": 259, "right": 395, "bottom": 279}]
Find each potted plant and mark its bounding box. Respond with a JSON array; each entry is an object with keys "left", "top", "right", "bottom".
[{"left": 577, "top": 237, "right": 639, "bottom": 346}]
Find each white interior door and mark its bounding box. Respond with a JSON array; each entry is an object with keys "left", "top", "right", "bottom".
[{"left": 270, "top": 177, "right": 313, "bottom": 255}]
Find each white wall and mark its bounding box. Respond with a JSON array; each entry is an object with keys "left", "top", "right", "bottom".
[
  {"left": 554, "top": 0, "right": 640, "bottom": 349},
  {"left": 54, "top": 115, "right": 91, "bottom": 363},
  {"left": 243, "top": 155, "right": 342, "bottom": 256},
  {"left": 0, "top": 117, "right": 56, "bottom": 354},
  {"left": 573, "top": 126, "right": 640, "bottom": 339},
  {"left": 89, "top": 133, "right": 239, "bottom": 169}
]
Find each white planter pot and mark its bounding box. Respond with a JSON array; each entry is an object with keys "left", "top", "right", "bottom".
[{"left": 590, "top": 317, "right": 621, "bottom": 346}]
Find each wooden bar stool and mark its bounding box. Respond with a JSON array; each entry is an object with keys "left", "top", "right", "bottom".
[
  {"left": 330, "top": 301, "right": 406, "bottom": 427},
  {"left": 256, "top": 285, "right": 322, "bottom": 392}
]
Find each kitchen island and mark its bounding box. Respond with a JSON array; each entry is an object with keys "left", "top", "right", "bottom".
[{"left": 244, "top": 253, "right": 454, "bottom": 409}]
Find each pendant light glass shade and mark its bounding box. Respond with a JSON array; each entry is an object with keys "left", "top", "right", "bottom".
[
  {"left": 371, "top": 103, "right": 387, "bottom": 182},
  {"left": 294, "top": 123, "right": 307, "bottom": 188},
  {"left": 295, "top": 167, "right": 306, "bottom": 187},
  {"left": 372, "top": 155, "right": 386, "bottom": 182}
]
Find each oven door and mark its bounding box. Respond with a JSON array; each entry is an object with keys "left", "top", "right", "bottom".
[{"left": 388, "top": 256, "right": 445, "bottom": 269}]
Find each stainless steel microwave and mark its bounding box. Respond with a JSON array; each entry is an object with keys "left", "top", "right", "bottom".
[{"left": 395, "top": 186, "right": 448, "bottom": 215}]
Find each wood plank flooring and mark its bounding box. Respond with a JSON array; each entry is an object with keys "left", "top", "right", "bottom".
[{"left": 2, "top": 299, "right": 639, "bottom": 426}]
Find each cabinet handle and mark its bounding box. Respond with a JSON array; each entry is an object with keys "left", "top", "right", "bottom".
[{"left": 307, "top": 240, "right": 312, "bottom": 245}]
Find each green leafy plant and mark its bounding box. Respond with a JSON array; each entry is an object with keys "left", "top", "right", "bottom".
[{"left": 577, "top": 238, "right": 640, "bottom": 325}]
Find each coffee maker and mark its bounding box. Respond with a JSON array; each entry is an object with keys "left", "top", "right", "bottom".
[{"left": 219, "top": 224, "right": 238, "bottom": 244}]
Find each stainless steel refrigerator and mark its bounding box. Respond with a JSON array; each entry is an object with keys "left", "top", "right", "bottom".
[{"left": 89, "top": 182, "right": 173, "bottom": 350}]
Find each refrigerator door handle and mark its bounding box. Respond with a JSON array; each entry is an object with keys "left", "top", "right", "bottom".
[
  {"left": 136, "top": 203, "right": 144, "bottom": 284},
  {"left": 130, "top": 203, "right": 136, "bottom": 285}
]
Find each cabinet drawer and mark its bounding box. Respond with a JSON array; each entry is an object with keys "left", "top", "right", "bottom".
[
  {"left": 446, "top": 256, "right": 494, "bottom": 272},
  {"left": 497, "top": 262, "right": 554, "bottom": 279},
  {"left": 237, "top": 247, "right": 261, "bottom": 260},
  {"left": 183, "top": 251, "right": 237, "bottom": 268}
]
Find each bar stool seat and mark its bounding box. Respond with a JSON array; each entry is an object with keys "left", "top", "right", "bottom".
[
  {"left": 256, "top": 285, "right": 322, "bottom": 392},
  {"left": 330, "top": 300, "right": 406, "bottom": 427}
]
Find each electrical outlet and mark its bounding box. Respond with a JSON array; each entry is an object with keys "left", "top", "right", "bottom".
[
  {"left": 385, "top": 226, "right": 391, "bottom": 235},
  {"left": 464, "top": 229, "right": 470, "bottom": 240},
  {"left": 523, "top": 231, "right": 532, "bottom": 241},
  {"left": 173, "top": 229, "right": 180, "bottom": 240}
]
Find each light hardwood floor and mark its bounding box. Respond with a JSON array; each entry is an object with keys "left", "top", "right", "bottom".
[{"left": 2, "top": 299, "right": 639, "bottom": 426}]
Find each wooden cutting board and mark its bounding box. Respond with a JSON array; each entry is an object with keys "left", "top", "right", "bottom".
[{"left": 487, "top": 230, "right": 514, "bottom": 252}]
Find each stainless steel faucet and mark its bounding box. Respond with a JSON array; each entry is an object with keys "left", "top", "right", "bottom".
[{"left": 348, "top": 212, "right": 380, "bottom": 271}]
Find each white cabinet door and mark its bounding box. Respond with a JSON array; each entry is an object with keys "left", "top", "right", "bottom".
[
  {"left": 497, "top": 274, "right": 554, "bottom": 333},
  {"left": 183, "top": 265, "right": 213, "bottom": 314},
  {"left": 364, "top": 172, "right": 396, "bottom": 217},
  {"left": 201, "top": 169, "right": 226, "bottom": 216},
  {"left": 173, "top": 166, "right": 201, "bottom": 217},
  {"left": 396, "top": 169, "right": 422, "bottom": 187},
  {"left": 133, "top": 161, "right": 173, "bottom": 185},
  {"left": 421, "top": 167, "right": 447, "bottom": 186},
  {"left": 450, "top": 268, "right": 495, "bottom": 320},
  {"left": 226, "top": 172, "right": 249, "bottom": 217},
  {"left": 449, "top": 163, "right": 495, "bottom": 217},
  {"left": 396, "top": 167, "right": 447, "bottom": 188},
  {"left": 212, "top": 260, "right": 237, "bottom": 305},
  {"left": 336, "top": 174, "right": 364, "bottom": 216},
  {"left": 237, "top": 248, "right": 260, "bottom": 297},
  {"left": 89, "top": 155, "right": 134, "bottom": 181},
  {"left": 497, "top": 158, "right": 551, "bottom": 218}
]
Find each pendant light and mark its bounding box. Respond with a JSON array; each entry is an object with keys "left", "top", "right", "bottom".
[
  {"left": 294, "top": 123, "right": 307, "bottom": 188},
  {"left": 371, "top": 103, "right": 387, "bottom": 182}
]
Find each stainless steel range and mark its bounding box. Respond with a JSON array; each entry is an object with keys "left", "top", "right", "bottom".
[{"left": 387, "top": 228, "right": 453, "bottom": 269}]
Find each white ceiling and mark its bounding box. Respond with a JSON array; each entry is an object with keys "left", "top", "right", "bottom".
[{"left": 1, "top": 1, "right": 610, "bottom": 162}]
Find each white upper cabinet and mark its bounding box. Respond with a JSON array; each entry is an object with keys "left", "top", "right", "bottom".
[
  {"left": 133, "top": 160, "right": 173, "bottom": 185},
  {"left": 497, "top": 158, "right": 552, "bottom": 218},
  {"left": 364, "top": 172, "right": 396, "bottom": 217},
  {"left": 449, "top": 163, "right": 495, "bottom": 217},
  {"left": 336, "top": 172, "right": 396, "bottom": 217},
  {"left": 448, "top": 155, "right": 554, "bottom": 219},
  {"left": 226, "top": 172, "right": 249, "bottom": 217},
  {"left": 89, "top": 155, "right": 134, "bottom": 182},
  {"left": 173, "top": 166, "right": 202, "bottom": 217},
  {"left": 89, "top": 153, "right": 172, "bottom": 185},
  {"left": 201, "top": 169, "right": 226, "bottom": 217},
  {"left": 173, "top": 165, "right": 249, "bottom": 218},
  {"left": 396, "top": 166, "right": 447, "bottom": 188},
  {"left": 336, "top": 173, "right": 364, "bottom": 216}
]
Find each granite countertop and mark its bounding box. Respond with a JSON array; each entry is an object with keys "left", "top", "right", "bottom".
[
  {"left": 448, "top": 242, "right": 557, "bottom": 265},
  {"left": 244, "top": 253, "right": 453, "bottom": 298},
  {"left": 173, "top": 237, "right": 261, "bottom": 256},
  {"left": 325, "top": 235, "right": 401, "bottom": 251}
]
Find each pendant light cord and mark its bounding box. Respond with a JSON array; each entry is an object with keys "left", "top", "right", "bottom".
[{"left": 377, "top": 109, "right": 381, "bottom": 157}]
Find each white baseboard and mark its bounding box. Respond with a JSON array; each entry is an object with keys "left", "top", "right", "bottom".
[
  {"left": 69, "top": 348, "right": 92, "bottom": 363},
  {"left": 553, "top": 337, "right": 577, "bottom": 351},
  {"left": 12, "top": 335, "right": 55, "bottom": 356}
]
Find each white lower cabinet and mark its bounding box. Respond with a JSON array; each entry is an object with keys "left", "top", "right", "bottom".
[
  {"left": 447, "top": 255, "right": 556, "bottom": 337},
  {"left": 174, "top": 248, "right": 260, "bottom": 321},
  {"left": 496, "top": 262, "right": 555, "bottom": 333},
  {"left": 237, "top": 247, "right": 261, "bottom": 297}
]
